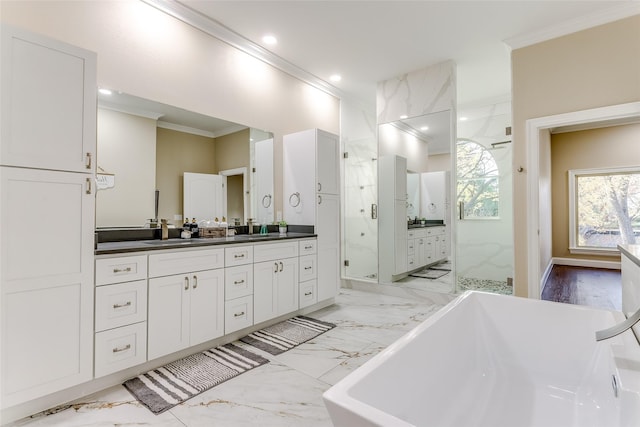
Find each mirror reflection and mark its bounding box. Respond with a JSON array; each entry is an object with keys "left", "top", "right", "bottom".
[{"left": 96, "top": 91, "right": 273, "bottom": 228}]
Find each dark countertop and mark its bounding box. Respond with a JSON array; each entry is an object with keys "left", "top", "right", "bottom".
[
  {"left": 408, "top": 223, "right": 446, "bottom": 229},
  {"left": 95, "top": 232, "right": 317, "bottom": 255},
  {"left": 619, "top": 244, "right": 640, "bottom": 268}
]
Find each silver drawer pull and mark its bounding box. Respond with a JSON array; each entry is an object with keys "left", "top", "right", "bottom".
[
  {"left": 112, "top": 344, "right": 131, "bottom": 353},
  {"left": 113, "top": 301, "right": 132, "bottom": 309},
  {"left": 234, "top": 311, "right": 245, "bottom": 317},
  {"left": 304, "top": 266, "right": 312, "bottom": 270},
  {"left": 113, "top": 267, "right": 132, "bottom": 273},
  {"left": 304, "top": 292, "right": 313, "bottom": 296},
  {"left": 304, "top": 245, "right": 313, "bottom": 250},
  {"left": 234, "top": 253, "right": 245, "bottom": 258},
  {"left": 234, "top": 279, "right": 245, "bottom": 285}
]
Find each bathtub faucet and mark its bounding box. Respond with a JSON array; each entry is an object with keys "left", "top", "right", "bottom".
[{"left": 595, "top": 305, "right": 640, "bottom": 341}]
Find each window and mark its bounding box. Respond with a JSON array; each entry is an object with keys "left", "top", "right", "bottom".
[
  {"left": 569, "top": 167, "right": 640, "bottom": 254},
  {"left": 456, "top": 139, "right": 499, "bottom": 219}
]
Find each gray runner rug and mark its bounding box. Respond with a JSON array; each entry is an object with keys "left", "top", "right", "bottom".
[
  {"left": 123, "top": 342, "right": 268, "bottom": 414},
  {"left": 240, "top": 315, "right": 336, "bottom": 355}
]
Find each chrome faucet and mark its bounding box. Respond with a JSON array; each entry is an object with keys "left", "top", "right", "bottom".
[
  {"left": 161, "top": 219, "right": 169, "bottom": 240},
  {"left": 595, "top": 305, "right": 640, "bottom": 341},
  {"left": 247, "top": 218, "right": 254, "bottom": 235}
]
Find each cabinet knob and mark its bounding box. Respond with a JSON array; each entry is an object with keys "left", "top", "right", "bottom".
[
  {"left": 192, "top": 275, "right": 198, "bottom": 289},
  {"left": 184, "top": 276, "right": 189, "bottom": 290},
  {"left": 279, "top": 261, "right": 283, "bottom": 272}
]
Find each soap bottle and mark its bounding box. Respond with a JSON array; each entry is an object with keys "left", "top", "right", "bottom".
[
  {"left": 183, "top": 218, "right": 190, "bottom": 230},
  {"left": 191, "top": 218, "right": 199, "bottom": 238}
]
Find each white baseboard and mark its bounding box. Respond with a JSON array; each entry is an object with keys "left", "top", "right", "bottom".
[
  {"left": 552, "top": 257, "right": 621, "bottom": 270},
  {"left": 540, "top": 259, "right": 555, "bottom": 296}
]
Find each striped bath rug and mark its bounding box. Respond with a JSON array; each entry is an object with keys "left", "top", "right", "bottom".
[
  {"left": 240, "top": 315, "right": 336, "bottom": 355},
  {"left": 123, "top": 342, "right": 268, "bottom": 414}
]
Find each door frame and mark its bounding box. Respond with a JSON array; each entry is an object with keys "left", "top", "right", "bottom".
[
  {"left": 526, "top": 101, "right": 640, "bottom": 298},
  {"left": 220, "top": 167, "right": 249, "bottom": 224}
]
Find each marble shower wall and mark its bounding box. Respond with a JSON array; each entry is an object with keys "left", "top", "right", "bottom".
[
  {"left": 377, "top": 60, "right": 456, "bottom": 124},
  {"left": 456, "top": 101, "right": 514, "bottom": 284}
]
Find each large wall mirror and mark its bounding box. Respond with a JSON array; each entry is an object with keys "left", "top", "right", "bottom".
[
  {"left": 96, "top": 91, "right": 274, "bottom": 228},
  {"left": 377, "top": 109, "right": 454, "bottom": 287}
]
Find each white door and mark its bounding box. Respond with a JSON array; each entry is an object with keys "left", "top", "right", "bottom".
[
  {"left": 275, "top": 257, "right": 299, "bottom": 316},
  {"left": 316, "top": 130, "right": 339, "bottom": 195},
  {"left": 148, "top": 274, "right": 190, "bottom": 360},
  {"left": 0, "top": 25, "right": 96, "bottom": 172},
  {"left": 184, "top": 172, "right": 225, "bottom": 221},
  {"left": 283, "top": 130, "right": 315, "bottom": 225},
  {"left": 253, "top": 260, "right": 277, "bottom": 324},
  {"left": 0, "top": 167, "right": 94, "bottom": 406},
  {"left": 255, "top": 138, "right": 274, "bottom": 224},
  {"left": 317, "top": 193, "right": 340, "bottom": 301},
  {"left": 189, "top": 269, "right": 224, "bottom": 346}
]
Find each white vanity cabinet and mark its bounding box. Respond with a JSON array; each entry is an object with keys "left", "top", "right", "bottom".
[
  {"left": 253, "top": 242, "right": 299, "bottom": 324},
  {"left": 94, "top": 255, "right": 148, "bottom": 378},
  {"left": 299, "top": 239, "right": 318, "bottom": 308},
  {"left": 0, "top": 25, "right": 97, "bottom": 409},
  {"left": 147, "top": 249, "right": 225, "bottom": 360},
  {"left": 283, "top": 129, "right": 340, "bottom": 302},
  {"left": 224, "top": 245, "right": 254, "bottom": 334},
  {"left": 379, "top": 155, "right": 409, "bottom": 282}
]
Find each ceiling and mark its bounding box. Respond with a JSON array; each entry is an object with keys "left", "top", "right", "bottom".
[{"left": 178, "top": 0, "right": 638, "bottom": 108}]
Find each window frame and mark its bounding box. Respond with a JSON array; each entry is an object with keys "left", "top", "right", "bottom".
[{"left": 568, "top": 166, "right": 640, "bottom": 255}]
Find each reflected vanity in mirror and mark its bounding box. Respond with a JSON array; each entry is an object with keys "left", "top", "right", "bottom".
[
  {"left": 96, "top": 91, "right": 274, "bottom": 229},
  {"left": 377, "top": 109, "right": 454, "bottom": 289}
]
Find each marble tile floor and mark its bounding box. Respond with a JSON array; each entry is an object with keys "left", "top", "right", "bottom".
[{"left": 9, "top": 288, "right": 456, "bottom": 427}]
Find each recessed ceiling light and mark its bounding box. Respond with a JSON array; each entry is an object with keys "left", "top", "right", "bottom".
[
  {"left": 98, "top": 88, "right": 112, "bottom": 95},
  {"left": 459, "top": 116, "right": 468, "bottom": 121},
  {"left": 400, "top": 115, "right": 408, "bottom": 119},
  {"left": 420, "top": 126, "right": 429, "bottom": 131},
  {"left": 329, "top": 74, "right": 342, "bottom": 82},
  {"left": 262, "top": 35, "right": 277, "bottom": 45}
]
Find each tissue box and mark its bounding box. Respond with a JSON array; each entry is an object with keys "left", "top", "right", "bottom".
[{"left": 200, "top": 227, "right": 226, "bottom": 238}]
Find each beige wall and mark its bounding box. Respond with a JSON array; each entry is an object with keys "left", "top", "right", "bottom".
[
  {"left": 426, "top": 153, "right": 451, "bottom": 172},
  {"left": 0, "top": 0, "right": 340, "bottom": 216},
  {"left": 511, "top": 15, "right": 640, "bottom": 296},
  {"left": 215, "top": 129, "right": 250, "bottom": 173},
  {"left": 156, "top": 128, "right": 216, "bottom": 224},
  {"left": 551, "top": 123, "right": 640, "bottom": 260},
  {"left": 96, "top": 109, "right": 156, "bottom": 227}
]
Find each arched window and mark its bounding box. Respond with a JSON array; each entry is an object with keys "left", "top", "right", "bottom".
[{"left": 457, "top": 139, "right": 499, "bottom": 219}]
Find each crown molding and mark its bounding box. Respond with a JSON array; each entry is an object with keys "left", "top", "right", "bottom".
[
  {"left": 141, "top": 0, "right": 349, "bottom": 102},
  {"left": 505, "top": 3, "right": 640, "bottom": 50}
]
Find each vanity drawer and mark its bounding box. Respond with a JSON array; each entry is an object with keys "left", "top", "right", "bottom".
[
  {"left": 253, "top": 241, "right": 298, "bottom": 263},
  {"left": 225, "top": 295, "right": 253, "bottom": 334},
  {"left": 408, "top": 255, "right": 416, "bottom": 270},
  {"left": 225, "top": 264, "right": 254, "bottom": 300},
  {"left": 148, "top": 248, "right": 224, "bottom": 278},
  {"left": 407, "top": 239, "right": 415, "bottom": 255},
  {"left": 95, "top": 255, "right": 147, "bottom": 286},
  {"left": 299, "top": 254, "right": 317, "bottom": 282},
  {"left": 94, "top": 321, "right": 147, "bottom": 378},
  {"left": 95, "top": 280, "right": 147, "bottom": 332},
  {"left": 299, "top": 279, "right": 317, "bottom": 309},
  {"left": 299, "top": 239, "right": 317, "bottom": 255},
  {"left": 225, "top": 245, "right": 254, "bottom": 267}
]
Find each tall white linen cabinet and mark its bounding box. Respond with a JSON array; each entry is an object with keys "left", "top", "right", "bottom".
[
  {"left": 283, "top": 129, "right": 340, "bottom": 301},
  {"left": 0, "top": 25, "right": 97, "bottom": 413}
]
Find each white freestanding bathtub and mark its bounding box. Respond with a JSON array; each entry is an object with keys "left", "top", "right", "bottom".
[{"left": 323, "top": 291, "right": 640, "bottom": 427}]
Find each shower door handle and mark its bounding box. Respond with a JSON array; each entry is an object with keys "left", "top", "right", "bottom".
[{"left": 371, "top": 204, "right": 378, "bottom": 219}]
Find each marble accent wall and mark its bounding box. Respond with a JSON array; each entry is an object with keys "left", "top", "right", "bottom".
[
  {"left": 456, "top": 101, "right": 514, "bottom": 285},
  {"left": 377, "top": 60, "right": 456, "bottom": 124}
]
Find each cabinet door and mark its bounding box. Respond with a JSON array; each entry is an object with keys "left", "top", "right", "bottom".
[
  {"left": 1, "top": 167, "right": 94, "bottom": 406},
  {"left": 0, "top": 25, "right": 96, "bottom": 172},
  {"left": 317, "top": 194, "right": 340, "bottom": 300},
  {"left": 394, "top": 200, "right": 408, "bottom": 274},
  {"left": 276, "top": 257, "right": 299, "bottom": 316},
  {"left": 425, "top": 236, "right": 436, "bottom": 264},
  {"left": 316, "top": 130, "right": 339, "bottom": 195},
  {"left": 148, "top": 275, "right": 190, "bottom": 360},
  {"left": 254, "top": 260, "right": 278, "bottom": 324},
  {"left": 189, "top": 269, "right": 224, "bottom": 346},
  {"left": 283, "top": 129, "right": 316, "bottom": 225}
]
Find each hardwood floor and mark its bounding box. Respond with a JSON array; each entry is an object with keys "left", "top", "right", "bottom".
[{"left": 541, "top": 265, "right": 621, "bottom": 311}]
